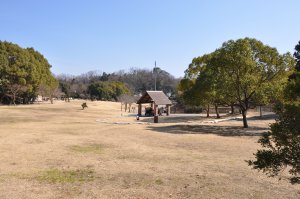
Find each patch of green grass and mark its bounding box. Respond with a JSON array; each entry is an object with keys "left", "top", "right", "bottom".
[
  {"left": 70, "top": 144, "right": 103, "bottom": 154},
  {"left": 9, "top": 172, "right": 30, "bottom": 180},
  {"left": 155, "top": 178, "right": 163, "bottom": 185},
  {"left": 0, "top": 175, "right": 5, "bottom": 182},
  {"left": 37, "top": 169, "right": 95, "bottom": 183}
]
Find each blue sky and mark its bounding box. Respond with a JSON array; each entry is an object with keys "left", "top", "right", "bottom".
[{"left": 0, "top": 0, "right": 299, "bottom": 77}]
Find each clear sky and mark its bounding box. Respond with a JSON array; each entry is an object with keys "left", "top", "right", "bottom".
[{"left": 0, "top": 0, "right": 299, "bottom": 77}]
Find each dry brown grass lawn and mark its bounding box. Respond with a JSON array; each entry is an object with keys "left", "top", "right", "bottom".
[{"left": 0, "top": 100, "right": 299, "bottom": 199}]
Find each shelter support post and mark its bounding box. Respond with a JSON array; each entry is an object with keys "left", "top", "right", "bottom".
[
  {"left": 166, "top": 104, "right": 171, "bottom": 116},
  {"left": 154, "top": 104, "right": 158, "bottom": 116},
  {"left": 138, "top": 104, "right": 142, "bottom": 116},
  {"left": 154, "top": 104, "right": 158, "bottom": 123},
  {"left": 154, "top": 115, "right": 158, "bottom": 123}
]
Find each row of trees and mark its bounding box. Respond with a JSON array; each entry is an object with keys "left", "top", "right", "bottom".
[
  {"left": 179, "top": 38, "right": 294, "bottom": 128},
  {"left": 56, "top": 67, "right": 179, "bottom": 101},
  {"left": 0, "top": 41, "right": 179, "bottom": 104},
  {"left": 0, "top": 41, "right": 58, "bottom": 104}
]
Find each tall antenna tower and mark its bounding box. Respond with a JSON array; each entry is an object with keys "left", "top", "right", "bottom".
[{"left": 153, "top": 61, "right": 157, "bottom": 91}]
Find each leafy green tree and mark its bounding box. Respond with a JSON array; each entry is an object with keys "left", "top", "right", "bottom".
[
  {"left": 0, "top": 41, "right": 56, "bottom": 104},
  {"left": 88, "top": 81, "right": 129, "bottom": 101},
  {"left": 181, "top": 38, "right": 293, "bottom": 127},
  {"left": 294, "top": 41, "right": 300, "bottom": 72},
  {"left": 59, "top": 82, "right": 71, "bottom": 102},
  {"left": 178, "top": 77, "right": 196, "bottom": 105},
  {"left": 216, "top": 38, "right": 294, "bottom": 127},
  {"left": 178, "top": 54, "right": 214, "bottom": 117},
  {"left": 248, "top": 41, "right": 300, "bottom": 184},
  {"left": 179, "top": 52, "right": 234, "bottom": 118},
  {"left": 248, "top": 102, "right": 300, "bottom": 184}
]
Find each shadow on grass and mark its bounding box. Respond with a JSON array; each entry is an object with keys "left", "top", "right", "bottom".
[
  {"left": 147, "top": 124, "right": 269, "bottom": 137},
  {"left": 140, "top": 115, "right": 206, "bottom": 123},
  {"left": 140, "top": 113, "right": 276, "bottom": 124},
  {"left": 236, "top": 113, "right": 277, "bottom": 121}
]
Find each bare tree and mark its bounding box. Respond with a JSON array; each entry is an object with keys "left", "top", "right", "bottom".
[
  {"left": 6, "top": 84, "right": 27, "bottom": 105},
  {"left": 117, "top": 94, "right": 136, "bottom": 112}
]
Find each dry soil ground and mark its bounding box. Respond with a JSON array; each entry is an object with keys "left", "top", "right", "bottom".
[{"left": 0, "top": 100, "right": 299, "bottom": 199}]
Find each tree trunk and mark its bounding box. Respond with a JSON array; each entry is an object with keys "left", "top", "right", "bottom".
[
  {"left": 231, "top": 104, "right": 234, "bottom": 114},
  {"left": 13, "top": 94, "right": 16, "bottom": 106},
  {"left": 50, "top": 95, "right": 54, "bottom": 104},
  {"left": 241, "top": 109, "right": 248, "bottom": 128},
  {"left": 125, "top": 103, "right": 127, "bottom": 112},
  {"left": 128, "top": 104, "right": 131, "bottom": 113},
  {"left": 215, "top": 104, "right": 220, "bottom": 118},
  {"left": 206, "top": 105, "right": 210, "bottom": 117},
  {"left": 259, "top": 106, "right": 262, "bottom": 118}
]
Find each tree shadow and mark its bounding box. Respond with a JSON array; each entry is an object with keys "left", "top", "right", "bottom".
[
  {"left": 236, "top": 113, "right": 277, "bottom": 121},
  {"left": 140, "top": 113, "right": 276, "bottom": 124},
  {"left": 141, "top": 115, "right": 205, "bottom": 123},
  {"left": 147, "top": 124, "right": 269, "bottom": 137}
]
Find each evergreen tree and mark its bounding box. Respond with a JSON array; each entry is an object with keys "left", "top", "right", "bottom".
[
  {"left": 0, "top": 41, "right": 57, "bottom": 104},
  {"left": 248, "top": 42, "right": 300, "bottom": 184}
]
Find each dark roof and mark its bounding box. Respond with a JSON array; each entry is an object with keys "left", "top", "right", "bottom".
[{"left": 137, "top": 91, "right": 172, "bottom": 105}]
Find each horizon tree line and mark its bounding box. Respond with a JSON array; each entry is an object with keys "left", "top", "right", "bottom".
[{"left": 0, "top": 40, "right": 180, "bottom": 104}]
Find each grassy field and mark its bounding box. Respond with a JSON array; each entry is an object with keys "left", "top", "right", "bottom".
[{"left": 0, "top": 100, "right": 299, "bottom": 199}]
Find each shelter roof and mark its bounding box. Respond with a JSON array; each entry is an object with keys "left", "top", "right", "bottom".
[{"left": 136, "top": 91, "right": 172, "bottom": 105}]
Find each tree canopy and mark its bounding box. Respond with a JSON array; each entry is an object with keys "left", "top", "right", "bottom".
[
  {"left": 88, "top": 81, "right": 130, "bottom": 101},
  {"left": 294, "top": 41, "right": 300, "bottom": 72},
  {"left": 0, "top": 41, "right": 57, "bottom": 104},
  {"left": 248, "top": 41, "right": 300, "bottom": 184},
  {"left": 179, "top": 38, "right": 294, "bottom": 127}
]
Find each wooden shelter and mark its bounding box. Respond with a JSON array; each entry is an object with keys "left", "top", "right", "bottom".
[{"left": 136, "top": 91, "right": 172, "bottom": 116}]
